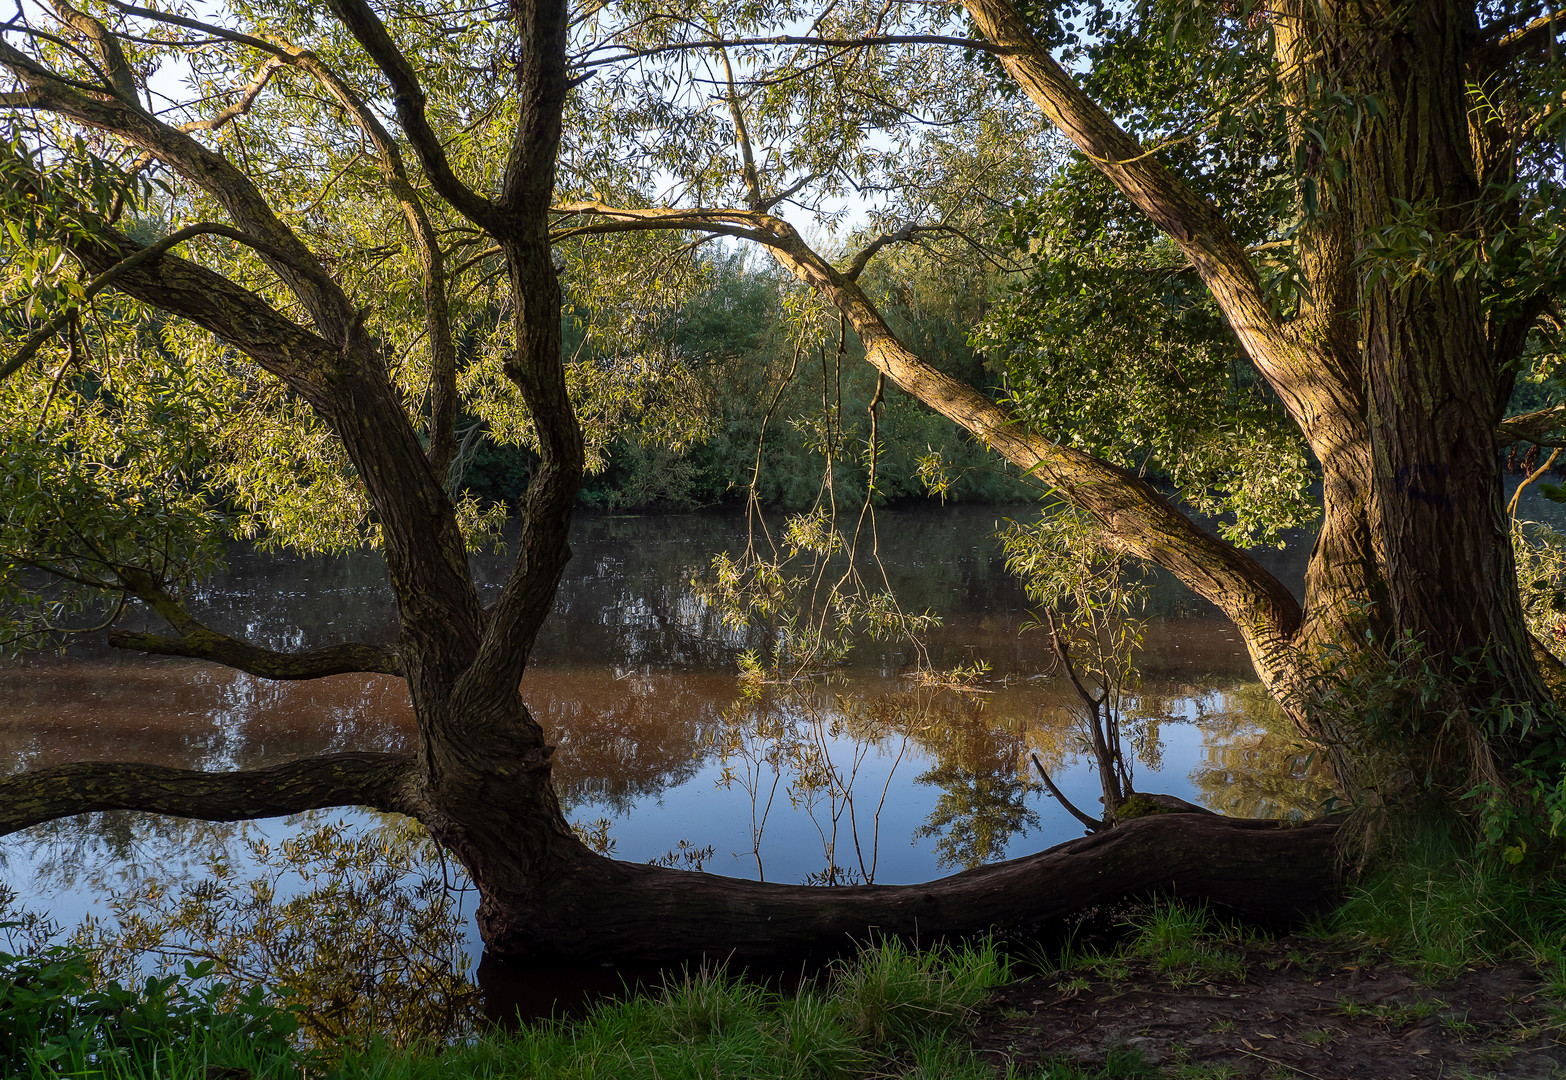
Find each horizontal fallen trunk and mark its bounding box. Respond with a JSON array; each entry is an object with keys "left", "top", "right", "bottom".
[{"left": 484, "top": 813, "right": 1342, "bottom": 964}]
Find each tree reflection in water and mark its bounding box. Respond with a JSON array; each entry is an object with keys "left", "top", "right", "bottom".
[{"left": 1190, "top": 684, "right": 1335, "bottom": 821}]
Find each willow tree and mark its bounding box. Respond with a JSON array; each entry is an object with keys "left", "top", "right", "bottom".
[
  {"left": 562, "top": 0, "right": 1566, "bottom": 809},
  {"left": 0, "top": 0, "right": 1336, "bottom": 961}
]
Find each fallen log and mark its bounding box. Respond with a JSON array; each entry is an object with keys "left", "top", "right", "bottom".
[{"left": 484, "top": 812, "right": 1342, "bottom": 963}]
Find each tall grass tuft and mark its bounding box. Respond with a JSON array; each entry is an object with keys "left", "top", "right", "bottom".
[
  {"left": 1322, "top": 819, "right": 1566, "bottom": 983},
  {"left": 833, "top": 936, "right": 1009, "bottom": 1043},
  {"left": 325, "top": 936, "right": 1009, "bottom": 1080}
]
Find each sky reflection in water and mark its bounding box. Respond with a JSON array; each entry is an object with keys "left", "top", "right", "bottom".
[{"left": 2, "top": 505, "right": 1329, "bottom": 956}]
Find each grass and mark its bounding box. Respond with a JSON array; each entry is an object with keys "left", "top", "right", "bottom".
[
  {"left": 1334, "top": 995, "right": 1446, "bottom": 1027},
  {"left": 13, "top": 834, "right": 1566, "bottom": 1080},
  {"left": 1029, "top": 901, "right": 1251, "bottom": 990},
  {"left": 333, "top": 938, "right": 1011, "bottom": 1080},
  {"left": 1317, "top": 820, "right": 1566, "bottom": 985},
  {"left": 5, "top": 937, "right": 1029, "bottom": 1080}
]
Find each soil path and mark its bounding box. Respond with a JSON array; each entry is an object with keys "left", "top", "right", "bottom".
[{"left": 972, "top": 937, "right": 1566, "bottom": 1078}]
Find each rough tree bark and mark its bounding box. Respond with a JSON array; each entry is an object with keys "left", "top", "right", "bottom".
[{"left": 958, "top": 0, "right": 1559, "bottom": 779}]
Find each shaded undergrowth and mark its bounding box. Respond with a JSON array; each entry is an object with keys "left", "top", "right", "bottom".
[
  {"left": 3, "top": 935, "right": 1031, "bottom": 1079},
  {"left": 1319, "top": 821, "right": 1566, "bottom": 992}
]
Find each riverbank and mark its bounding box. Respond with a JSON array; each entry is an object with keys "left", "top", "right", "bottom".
[
  {"left": 977, "top": 930, "right": 1564, "bottom": 1079},
  {"left": 8, "top": 899, "right": 1563, "bottom": 1079}
]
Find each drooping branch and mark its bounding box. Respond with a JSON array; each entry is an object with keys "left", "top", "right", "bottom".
[
  {"left": 549, "top": 202, "right": 1305, "bottom": 680},
  {"left": 23, "top": 202, "right": 486, "bottom": 667},
  {"left": 0, "top": 752, "right": 420, "bottom": 836}
]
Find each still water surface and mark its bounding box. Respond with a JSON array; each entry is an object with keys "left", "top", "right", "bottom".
[{"left": 3, "top": 504, "right": 1332, "bottom": 971}]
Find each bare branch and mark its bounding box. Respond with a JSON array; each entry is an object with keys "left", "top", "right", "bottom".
[
  {"left": 844, "top": 223, "right": 919, "bottom": 281},
  {"left": 0, "top": 752, "right": 420, "bottom": 836},
  {"left": 1030, "top": 753, "right": 1103, "bottom": 832}
]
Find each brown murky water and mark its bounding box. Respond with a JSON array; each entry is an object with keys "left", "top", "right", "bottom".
[{"left": 2, "top": 505, "right": 1328, "bottom": 980}]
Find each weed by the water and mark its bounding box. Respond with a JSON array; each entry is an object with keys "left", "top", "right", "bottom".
[
  {"left": 0, "top": 945, "right": 301, "bottom": 1079},
  {"left": 1335, "top": 995, "right": 1445, "bottom": 1027},
  {"left": 1321, "top": 821, "right": 1566, "bottom": 980}
]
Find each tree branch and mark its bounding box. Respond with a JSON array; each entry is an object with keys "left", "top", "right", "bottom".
[
  {"left": 960, "top": 0, "right": 1367, "bottom": 459},
  {"left": 45, "top": 0, "right": 139, "bottom": 104},
  {"left": 575, "top": 33, "right": 1008, "bottom": 73},
  {"left": 1030, "top": 752, "right": 1103, "bottom": 832},
  {"left": 1, "top": 221, "right": 297, "bottom": 385},
  {"left": 103, "top": 565, "right": 404, "bottom": 678},
  {"left": 86, "top": 3, "right": 464, "bottom": 475},
  {"left": 457, "top": 0, "right": 582, "bottom": 706},
  {"left": 1469, "top": 9, "right": 1565, "bottom": 74},
  {"left": 0, "top": 752, "right": 420, "bottom": 836},
  {"left": 108, "top": 630, "right": 402, "bottom": 678},
  {"left": 0, "top": 28, "right": 362, "bottom": 346},
  {"left": 1499, "top": 401, "right": 1566, "bottom": 448},
  {"left": 324, "top": 0, "right": 502, "bottom": 233},
  {"left": 844, "top": 223, "right": 919, "bottom": 281},
  {"left": 552, "top": 200, "right": 1306, "bottom": 680}
]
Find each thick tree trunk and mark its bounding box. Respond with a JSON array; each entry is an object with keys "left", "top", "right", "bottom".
[{"left": 1345, "top": 1, "right": 1544, "bottom": 707}]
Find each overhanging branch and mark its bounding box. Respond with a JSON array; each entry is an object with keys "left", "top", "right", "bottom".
[
  {"left": 549, "top": 198, "right": 1306, "bottom": 676},
  {"left": 108, "top": 566, "right": 403, "bottom": 679},
  {"left": 1498, "top": 403, "right": 1566, "bottom": 448},
  {"left": 107, "top": 629, "right": 403, "bottom": 678},
  {"left": 1469, "top": 10, "right": 1565, "bottom": 74},
  {"left": 0, "top": 752, "right": 420, "bottom": 836}
]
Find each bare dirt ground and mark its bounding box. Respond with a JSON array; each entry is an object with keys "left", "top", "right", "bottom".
[{"left": 972, "top": 937, "right": 1566, "bottom": 1079}]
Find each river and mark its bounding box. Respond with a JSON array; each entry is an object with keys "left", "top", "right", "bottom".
[{"left": 1, "top": 496, "right": 1481, "bottom": 1010}]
